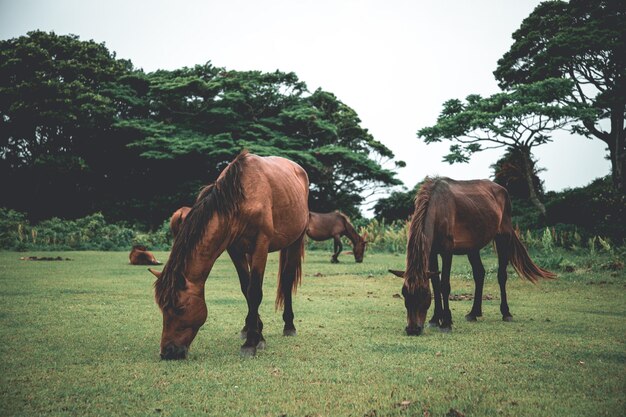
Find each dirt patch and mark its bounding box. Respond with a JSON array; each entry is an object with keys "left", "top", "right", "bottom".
[
  {"left": 19, "top": 256, "right": 72, "bottom": 261},
  {"left": 449, "top": 293, "right": 496, "bottom": 301}
]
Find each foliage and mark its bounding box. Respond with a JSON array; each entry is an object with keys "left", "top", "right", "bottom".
[
  {"left": 417, "top": 78, "right": 595, "bottom": 215},
  {"left": 0, "top": 31, "right": 403, "bottom": 226},
  {"left": 495, "top": 0, "right": 626, "bottom": 191},
  {"left": 372, "top": 182, "right": 421, "bottom": 222},
  {"left": 0, "top": 30, "right": 136, "bottom": 221},
  {"left": 121, "top": 66, "right": 403, "bottom": 220},
  {"left": 491, "top": 148, "right": 544, "bottom": 199},
  {"left": 0, "top": 207, "right": 171, "bottom": 251},
  {"left": 544, "top": 176, "right": 625, "bottom": 242}
]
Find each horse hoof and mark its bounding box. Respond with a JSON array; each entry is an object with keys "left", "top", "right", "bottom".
[
  {"left": 428, "top": 321, "right": 440, "bottom": 328},
  {"left": 240, "top": 346, "right": 257, "bottom": 357},
  {"left": 502, "top": 315, "right": 513, "bottom": 322},
  {"left": 257, "top": 340, "right": 266, "bottom": 350},
  {"left": 440, "top": 326, "right": 452, "bottom": 333},
  {"left": 331, "top": 259, "right": 339, "bottom": 264},
  {"left": 465, "top": 314, "right": 478, "bottom": 322},
  {"left": 283, "top": 328, "right": 297, "bottom": 337}
]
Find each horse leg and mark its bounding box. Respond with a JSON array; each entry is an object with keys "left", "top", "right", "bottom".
[
  {"left": 495, "top": 235, "right": 513, "bottom": 321},
  {"left": 241, "top": 237, "right": 270, "bottom": 357},
  {"left": 466, "top": 250, "right": 485, "bottom": 321},
  {"left": 439, "top": 253, "right": 453, "bottom": 332},
  {"left": 227, "top": 248, "right": 264, "bottom": 346},
  {"left": 428, "top": 252, "right": 442, "bottom": 327},
  {"left": 279, "top": 235, "right": 304, "bottom": 336},
  {"left": 331, "top": 235, "right": 342, "bottom": 263}
]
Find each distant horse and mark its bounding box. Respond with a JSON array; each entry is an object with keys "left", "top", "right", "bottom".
[
  {"left": 129, "top": 245, "right": 162, "bottom": 266},
  {"left": 169, "top": 206, "right": 191, "bottom": 238},
  {"left": 150, "top": 151, "right": 309, "bottom": 359},
  {"left": 306, "top": 211, "right": 367, "bottom": 263},
  {"left": 390, "top": 177, "right": 555, "bottom": 335}
]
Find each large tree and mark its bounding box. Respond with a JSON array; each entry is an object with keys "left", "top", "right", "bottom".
[
  {"left": 121, "top": 65, "right": 403, "bottom": 221},
  {"left": 417, "top": 78, "right": 594, "bottom": 216},
  {"left": 495, "top": 0, "right": 626, "bottom": 192},
  {"left": 0, "top": 30, "right": 135, "bottom": 220}
]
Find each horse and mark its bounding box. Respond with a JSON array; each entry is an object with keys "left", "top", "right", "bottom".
[
  {"left": 169, "top": 206, "right": 191, "bottom": 238},
  {"left": 129, "top": 245, "right": 162, "bottom": 265},
  {"left": 389, "top": 177, "right": 555, "bottom": 335},
  {"left": 149, "top": 151, "right": 309, "bottom": 359},
  {"left": 306, "top": 211, "right": 367, "bottom": 263}
]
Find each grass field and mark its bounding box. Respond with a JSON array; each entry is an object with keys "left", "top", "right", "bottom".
[{"left": 0, "top": 249, "right": 624, "bottom": 416}]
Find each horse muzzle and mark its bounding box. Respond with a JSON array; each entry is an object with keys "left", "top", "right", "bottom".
[{"left": 160, "top": 344, "right": 189, "bottom": 360}]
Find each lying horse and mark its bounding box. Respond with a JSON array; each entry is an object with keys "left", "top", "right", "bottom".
[
  {"left": 306, "top": 211, "right": 367, "bottom": 263},
  {"left": 129, "top": 245, "right": 162, "bottom": 265},
  {"left": 169, "top": 206, "right": 191, "bottom": 238},
  {"left": 390, "top": 177, "right": 555, "bottom": 335},
  {"left": 150, "top": 151, "right": 309, "bottom": 359}
]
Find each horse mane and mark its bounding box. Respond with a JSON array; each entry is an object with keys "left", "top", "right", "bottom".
[
  {"left": 337, "top": 211, "right": 363, "bottom": 244},
  {"left": 405, "top": 177, "right": 443, "bottom": 292},
  {"left": 154, "top": 150, "right": 249, "bottom": 311}
]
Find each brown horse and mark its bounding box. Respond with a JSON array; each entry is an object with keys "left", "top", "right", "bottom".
[
  {"left": 169, "top": 206, "right": 191, "bottom": 238},
  {"left": 149, "top": 151, "right": 309, "bottom": 359},
  {"left": 129, "top": 245, "right": 162, "bottom": 265},
  {"left": 306, "top": 211, "right": 367, "bottom": 263},
  {"left": 390, "top": 177, "right": 555, "bottom": 335}
]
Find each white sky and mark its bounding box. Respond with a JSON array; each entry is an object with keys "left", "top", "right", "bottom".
[{"left": 0, "top": 0, "right": 611, "bottom": 210}]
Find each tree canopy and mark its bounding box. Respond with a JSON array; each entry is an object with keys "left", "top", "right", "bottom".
[
  {"left": 495, "top": 0, "right": 626, "bottom": 191},
  {"left": 417, "top": 78, "right": 594, "bottom": 215},
  {"left": 0, "top": 31, "right": 403, "bottom": 226}
]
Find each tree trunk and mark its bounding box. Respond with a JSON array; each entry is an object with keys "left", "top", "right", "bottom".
[
  {"left": 520, "top": 148, "right": 546, "bottom": 217},
  {"left": 609, "top": 104, "right": 625, "bottom": 193}
]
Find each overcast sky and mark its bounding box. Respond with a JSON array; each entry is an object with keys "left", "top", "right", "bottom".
[{"left": 0, "top": 0, "right": 611, "bottom": 208}]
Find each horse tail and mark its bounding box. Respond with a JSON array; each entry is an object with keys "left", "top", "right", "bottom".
[
  {"left": 508, "top": 232, "right": 557, "bottom": 283},
  {"left": 405, "top": 178, "right": 438, "bottom": 292},
  {"left": 275, "top": 234, "right": 305, "bottom": 310}
]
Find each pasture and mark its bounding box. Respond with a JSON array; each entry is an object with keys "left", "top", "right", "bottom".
[{"left": 0, "top": 250, "right": 624, "bottom": 416}]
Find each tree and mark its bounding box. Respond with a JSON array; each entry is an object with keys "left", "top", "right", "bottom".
[
  {"left": 417, "top": 78, "right": 594, "bottom": 216},
  {"left": 0, "top": 31, "right": 135, "bottom": 220},
  {"left": 495, "top": 0, "right": 626, "bottom": 192},
  {"left": 122, "top": 66, "right": 404, "bottom": 220},
  {"left": 491, "top": 148, "right": 544, "bottom": 200},
  {"left": 373, "top": 183, "right": 420, "bottom": 222}
]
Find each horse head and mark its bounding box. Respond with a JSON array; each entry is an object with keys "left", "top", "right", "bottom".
[
  {"left": 389, "top": 269, "right": 431, "bottom": 336},
  {"left": 150, "top": 268, "right": 207, "bottom": 360}
]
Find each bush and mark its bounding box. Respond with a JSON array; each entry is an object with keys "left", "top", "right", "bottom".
[{"left": 0, "top": 208, "right": 171, "bottom": 251}]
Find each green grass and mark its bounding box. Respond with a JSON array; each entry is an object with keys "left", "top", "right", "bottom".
[{"left": 0, "top": 250, "right": 624, "bottom": 416}]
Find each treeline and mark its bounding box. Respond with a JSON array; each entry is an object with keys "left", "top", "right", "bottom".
[{"left": 0, "top": 31, "right": 403, "bottom": 228}]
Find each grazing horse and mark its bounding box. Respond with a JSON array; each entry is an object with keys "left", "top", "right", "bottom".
[
  {"left": 129, "top": 245, "right": 162, "bottom": 265},
  {"left": 390, "top": 177, "right": 555, "bottom": 335},
  {"left": 306, "top": 211, "right": 367, "bottom": 263},
  {"left": 149, "top": 151, "right": 309, "bottom": 359},
  {"left": 169, "top": 206, "right": 191, "bottom": 238}
]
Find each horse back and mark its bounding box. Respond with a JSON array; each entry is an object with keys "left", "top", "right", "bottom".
[
  {"left": 238, "top": 155, "right": 310, "bottom": 251},
  {"left": 432, "top": 179, "right": 509, "bottom": 253}
]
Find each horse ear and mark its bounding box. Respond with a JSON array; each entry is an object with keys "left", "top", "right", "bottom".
[
  {"left": 388, "top": 269, "right": 405, "bottom": 278},
  {"left": 148, "top": 268, "right": 162, "bottom": 279}
]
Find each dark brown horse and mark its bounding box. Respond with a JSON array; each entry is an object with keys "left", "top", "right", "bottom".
[
  {"left": 129, "top": 245, "right": 162, "bottom": 265},
  {"left": 306, "top": 211, "right": 367, "bottom": 263},
  {"left": 169, "top": 206, "right": 191, "bottom": 238},
  {"left": 390, "top": 177, "right": 555, "bottom": 335},
  {"left": 149, "top": 151, "right": 309, "bottom": 359}
]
